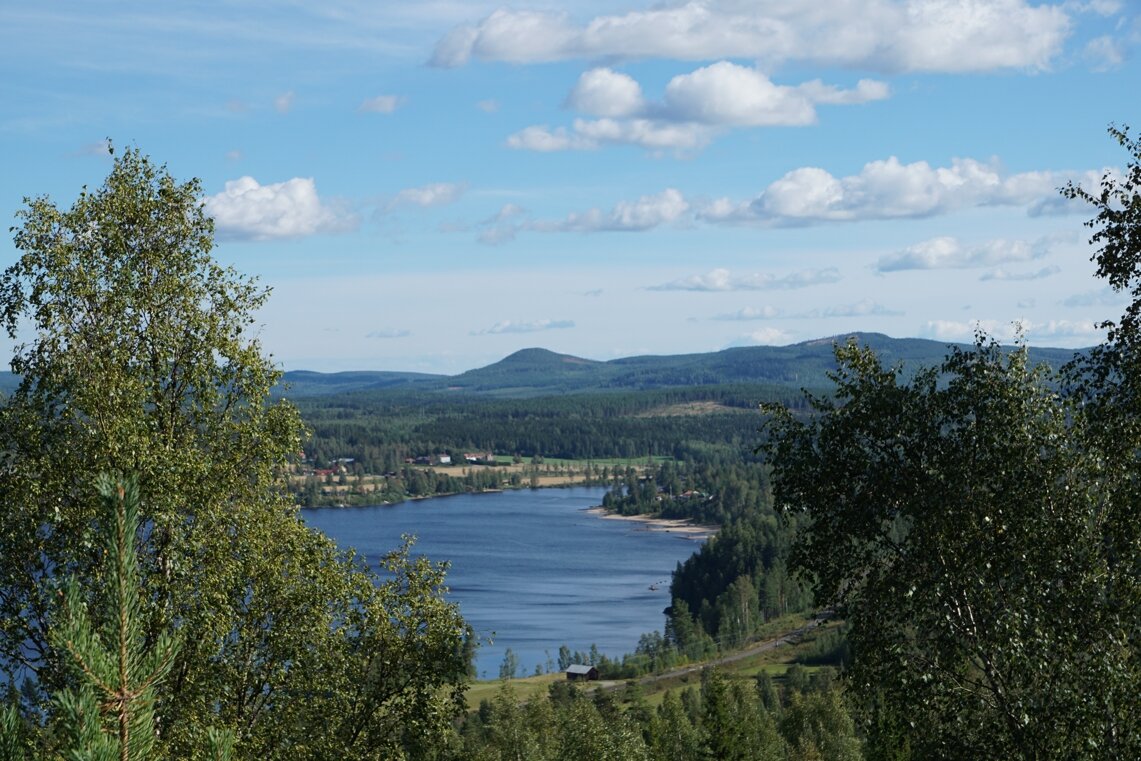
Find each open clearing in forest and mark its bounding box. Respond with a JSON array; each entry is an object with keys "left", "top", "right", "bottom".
[{"left": 465, "top": 612, "right": 840, "bottom": 712}]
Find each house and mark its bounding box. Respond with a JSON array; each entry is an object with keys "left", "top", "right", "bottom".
[{"left": 565, "top": 664, "right": 599, "bottom": 681}]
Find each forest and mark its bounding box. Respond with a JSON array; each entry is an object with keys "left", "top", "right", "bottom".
[{"left": 1, "top": 128, "right": 1140, "bottom": 759}]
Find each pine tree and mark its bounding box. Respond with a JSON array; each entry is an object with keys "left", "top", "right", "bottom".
[{"left": 49, "top": 474, "right": 234, "bottom": 760}]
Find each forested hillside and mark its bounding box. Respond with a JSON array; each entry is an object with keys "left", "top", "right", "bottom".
[{"left": 279, "top": 336, "right": 1080, "bottom": 399}]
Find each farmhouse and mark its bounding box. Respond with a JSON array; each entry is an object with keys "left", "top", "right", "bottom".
[{"left": 565, "top": 664, "right": 599, "bottom": 681}]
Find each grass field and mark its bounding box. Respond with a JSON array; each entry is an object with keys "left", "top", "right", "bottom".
[{"left": 463, "top": 613, "right": 844, "bottom": 712}]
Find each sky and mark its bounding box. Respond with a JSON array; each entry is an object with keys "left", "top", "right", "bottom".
[{"left": 2, "top": 1, "right": 1140, "bottom": 375}]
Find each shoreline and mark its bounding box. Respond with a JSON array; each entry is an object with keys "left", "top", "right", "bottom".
[
  {"left": 301, "top": 482, "right": 607, "bottom": 509},
  {"left": 582, "top": 505, "right": 718, "bottom": 542}
]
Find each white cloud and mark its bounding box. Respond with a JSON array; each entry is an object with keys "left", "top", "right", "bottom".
[
  {"left": 506, "top": 125, "right": 596, "bottom": 152},
  {"left": 922, "top": 319, "right": 1019, "bottom": 342},
  {"left": 713, "top": 305, "right": 784, "bottom": 321},
  {"left": 1063, "top": 1, "right": 1123, "bottom": 16},
  {"left": 389, "top": 182, "right": 466, "bottom": 208},
  {"left": 1024, "top": 320, "right": 1102, "bottom": 340},
  {"left": 732, "top": 328, "right": 796, "bottom": 346},
  {"left": 476, "top": 99, "right": 499, "bottom": 113},
  {"left": 476, "top": 204, "right": 527, "bottom": 245},
  {"left": 204, "top": 176, "right": 357, "bottom": 241},
  {"left": 650, "top": 267, "right": 841, "bottom": 291},
  {"left": 274, "top": 90, "right": 295, "bottom": 114},
  {"left": 823, "top": 299, "right": 903, "bottom": 317},
  {"left": 661, "top": 62, "right": 886, "bottom": 126},
  {"left": 359, "top": 94, "right": 404, "bottom": 113},
  {"left": 713, "top": 300, "right": 900, "bottom": 321},
  {"left": 798, "top": 78, "right": 892, "bottom": 105},
  {"left": 534, "top": 188, "right": 689, "bottom": 232},
  {"left": 1027, "top": 168, "right": 1114, "bottom": 215},
  {"left": 704, "top": 157, "right": 1075, "bottom": 225},
  {"left": 471, "top": 319, "right": 575, "bottom": 335},
  {"left": 876, "top": 236, "right": 1047, "bottom": 271},
  {"left": 367, "top": 328, "right": 411, "bottom": 339},
  {"left": 663, "top": 62, "right": 814, "bottom": 125},
  {"left": 979, "top": 266, "right": 1060, "bottom": 281},
  {"left": 567, "top": 68, "right": 644, "bottom": 117},
  {"left": 922, "top": 318, "right": 1100, "bottom": 343},
  {"left": 507, "top": 119, "right": 714, "bottom": 152},
  {"left": 574, "top": 118, "right": 714, "bottom": 151},
  {"left": 433, "top": 1, "right": 1071, "bottom": 73},
  {"left": 512, "top": 62, "right": 887, "bottom": 153},
  {"left": 1083, "top": 35, "right": 1125, "bottom": 69}
]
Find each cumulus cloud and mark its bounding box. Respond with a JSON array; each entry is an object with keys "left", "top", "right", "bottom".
[
  {"left": 922, "top": 319, "right": 1021, "bottom": 342},
  {"left": 533, "top": 189, "right": 689, "bottom": 232},
  {"left": 923, "top": 318, "right": 1101, "bottom": 343},
  {"left": 650, "top": 267, "right": 841, "bottom": 292},
  {"left": 388, "top": 182, "right": 466, "bottom": 209},
  {"left": 511, "top": 62, "right": 887, "bottom": 152},
  {"left": 567, "top": 68, "right": 644, "bottom": 117},
  {"left": 367, "top": 328, "right": 411, "bottom": 339},
  {"left": 359, "top": 94, "right": 404, "bottom": 113},
  {"left": 204, "top": 176, "right": 357, "bottom": 241},
  {"left": 703, "top": 157, "right": 1076, "bottom": 225},
  {"left": 876, "top": 236, "right": 1048, "bottom": 272},
  {"left": 660, "top": 63, "right": 886, "bottom": 126},
  {"left": 507, "top": 119, "right": 714, "bottom": 152},
  {"left": 471, "top": 319, "right": 575, "bottom": 335},
  {"left": 1027, "top": 168, "right": 1115, "bottom": 216},
  {"left": 431, "top": 1, "right": 1070, "bottom": 73}
]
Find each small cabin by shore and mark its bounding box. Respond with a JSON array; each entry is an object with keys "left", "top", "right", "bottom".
[{"left": 565, "top": 664, "right": 599, "bottom": 681}]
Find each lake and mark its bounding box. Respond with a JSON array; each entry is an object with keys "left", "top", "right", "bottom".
[{"left": 302, "top": 486, "right": 702, "bottom": 679}]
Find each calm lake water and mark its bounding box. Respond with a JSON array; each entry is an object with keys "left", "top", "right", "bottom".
[{"left": 302, "top": 487, "right": 701, "bottom": 679}]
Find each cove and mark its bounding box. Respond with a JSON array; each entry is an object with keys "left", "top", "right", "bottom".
[{"left": 302, "top": 486, "right": 701, "bottom": 679}]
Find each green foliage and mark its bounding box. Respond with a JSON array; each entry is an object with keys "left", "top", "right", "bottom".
[
  {"left": 498, "top": 649, "right": 519, "bottom": 680},
  {"left": 763, "top": 336, "right": 1122, "bottom": 757},
  {"left": 780, "top": 688, "right": 862, "bottom": 761},
  {"left": 0, "top": 148, "right": 469, "bottom": 758},
  {"left": 0, "top": 701, "right": 31, "bottom": 760},
  {"left": 669, "top": 511, "right": 813, "bottom": 649},
  {"left": 760, "top": 125, "right": 1141, "bottom": 759},
  {"left": 50, "top": 474, "right": 182, "bottom": 761}
]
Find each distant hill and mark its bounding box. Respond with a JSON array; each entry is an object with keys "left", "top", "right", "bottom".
[
  {"left": 277, "top": 333, "right": 1085, "bottom": 399},
  {"left": 276, "top": 369, "right": 443, "bottom": 398},
  {"left": 0, "top": 372, "right": 17, "bottom": 397}
]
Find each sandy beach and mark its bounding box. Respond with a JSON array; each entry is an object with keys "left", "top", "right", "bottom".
[{"left": 583, "top": 506, "right": 719, "bottom": 541}]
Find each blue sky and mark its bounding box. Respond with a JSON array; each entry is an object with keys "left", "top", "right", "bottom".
[{"left": 2, "top": 1, "right": 1139, "bottom": 374}]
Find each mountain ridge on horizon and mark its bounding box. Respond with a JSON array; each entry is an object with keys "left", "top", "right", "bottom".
[{"left": 274, "top": 332, "right": 1086, "bottom": 399}]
